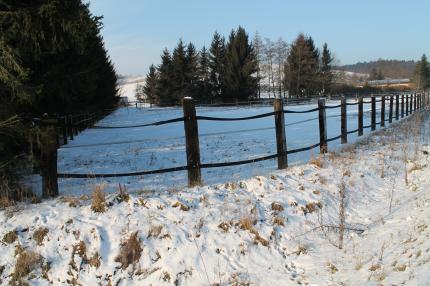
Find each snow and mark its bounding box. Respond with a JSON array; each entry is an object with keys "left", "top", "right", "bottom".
[
  {"left": 118, "top": 76, "right": 145, "bottom": 102},
  {"left": 51, "top": 98, "right": 386, "bottom": 196},
  {"left": 1, "top": 108, "right": 429, "bottom": 285}
]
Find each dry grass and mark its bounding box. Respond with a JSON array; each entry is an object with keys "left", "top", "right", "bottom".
[
  {"left": 88, "top": 252, "right": 101, "bottom": 268},
  {"left": 273, "top": 216, "right": 284, "bottom": 226},
  {"left": 172, "top": 201, "right": 190, "bottom": 211},
  {"left": 238, "top": 217, "right": 256, "bottom": 231},
  {"left": 271, "top": 202, "right": 284, "bottom": 212},
  {"left": 309, "top": 155, "right": 324, "bottom": 168},
  {"left": 91, "top": 184, "right": 107, "bottom": 213},
  {"left": 3, "top": 230, "right": 17, "bottom": 244},
  {"left": 115, "top": 232, "right": 143, "bottom": 269},
  {"left": 218, "top": 221, "right": 230, "bottom": 232},
  {"left": 117, "top": 184, "right": 130, "bottom": 203},
  {"left": 33, "top": 227, "right": 49, "bottom": 246},
  {"left": 147, "top": 225, "right": 163, "bottom": 239},
  {"left": 12, "top": 249, "right": 42, "bottom": 283},
  {"left": 61, "top": 196, "right": 80, "bottom": 208},
  {"left": 302, "top": 202, "right": 322, "bottom": 215}
]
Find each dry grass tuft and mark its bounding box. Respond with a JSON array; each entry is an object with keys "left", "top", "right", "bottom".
[
  {"left": 91, "top": 184, "right": 107, "bottom": 213},
  {"left": 172, "top": 201, "right": 190, "bottom": 211},
  {"left": 147, "top": 225, "right": 163, "bottom": 239},
  {"left": 3, "top": 230, "right": 17, "bottom": 244},
  {"left": 117, "top": 184, "right": 130, "bottom": 203},
  {"left": 326, "top": 262, "right": 338, "bottom": 274},
  {"left": 302, "top": 202, "right": 322, "bottom": 215},
  {"left": 271, "top": 202, "right": 284, "bottom": 212},
  {"left": 61, "top": 196, "right": 80, "bottom": 208},
  {"left": 88, "top": 252, "right": 101, "bottom": 268},
  {"left": 238, "top": 217, "right": 256, "bottom": 231},
  {"left": 12, "top": 249, "right": 42, "bottom": 282},
  {"left": 33, "top": 227, "right": 49, "bottom": 246},
  {"left": 0, "top": 196, "right": 15, "bottom": 208},
  {"left": 273, "top": 216, "right": 284, "bottom": 226},
  {"left": 309, "top": 155, "right": 324, "bottom": 168},
  {"left": 369, "top": 264, "right": 381, "bottom": 272},
  {"left": 115, "top": 232, "right": 143, "bottom": 270},
  {"left": 394, "top": 264, "right": 406, "bottom": 272},
  {"left": 218, "top": 221, "right": 230, "bottom": 232}
]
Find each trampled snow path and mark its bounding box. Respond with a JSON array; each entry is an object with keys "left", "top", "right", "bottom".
[
  {"left": 33, "top": 98, "right": 394, "bottom": 196},
  {"left": 2, "top": 108, "right": 429, "bottom": 285}
]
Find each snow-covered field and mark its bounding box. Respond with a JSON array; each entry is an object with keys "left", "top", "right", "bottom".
[
  {"left": 1, "top": 108, "right": 429, "bottom": 285},
  {"left": 54, "top": 98, "right": 390, "bottom": 196}
]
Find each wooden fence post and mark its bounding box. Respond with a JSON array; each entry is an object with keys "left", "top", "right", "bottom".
[
  {"left": 414, "top": 93, "right": 417, "bottom": 111},
  {"left": 62, "top": 116, "right": 68, "bottom": 145},
  {"left": 406, "top": 94, "right": 409, "bottom": 116},
  {"left": 273, "top": 99, "right": 288, "bottom": 169},
  {"left": 410, "top": 93, "right": 413, "bottom": 113},
  {"left": 371, "top": 96, "right": 376, "bottom": 131},
  {"left": 395, "top": 94, "right": 399, "bottom": 120},
  {"left": 401, "top": 95, "right": 404, "bottom": 118},
  {"left": 318, "top": 98, "right": 327, "bottom": 153},
  {"left": 358, "top": 96, "right": 363, "bottom": 136},
  {"left": 381, "top": 95, "right": 385, "bottom": 127},
  {"left": 389, "top": 95, "right": 393, "bottom": 123},
  {"left": 341, "top": 96, "right": 347, "bottom": 143},
  {"left": 68, "top": 115, "right": 74, "bottom": 140},
  {"left": 182, "top": 97, "right": 202, "bottom": 187},
  {"left": 41, "top": 125, "right": 59, "bottom": 198}
]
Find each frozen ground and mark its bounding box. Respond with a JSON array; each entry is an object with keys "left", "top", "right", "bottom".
[
  {"left": 1, "top": 106, "right": 429, "bottom": 285},
  {"left": 51, "top": 97, "right": 397, "bottom": 196}
]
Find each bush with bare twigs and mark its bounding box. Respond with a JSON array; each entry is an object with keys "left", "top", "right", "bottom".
[{"left": 115, "top": 232, "right": 143, "bottom": 269}]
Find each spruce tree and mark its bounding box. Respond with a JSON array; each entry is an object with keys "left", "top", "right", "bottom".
[
  {"left": 320, "top": 43, "right": 333, "bottom": 95},
  {"left": 209, "top": 32, "right": 226, "bottom": 100},
  {"left": 171, "top": 39, "right": 187, "bottom": 103},
  {"left": 414, "top": 54, "right": 430, "bottom": 90},
  {"left": 156, "top": 49, "right": 174, "bottom": 106},
  {"left": 197, "top": 46, "right": 211, "bottom": 102},
  {"left": 185, "top": 42, "right": 199, "bottom": 99},
  {"left": 223, "top": 26, "right": 258, "bottom": 101},
  {"left": 142, "top": 65, "right": 158, "bottom": 104}
]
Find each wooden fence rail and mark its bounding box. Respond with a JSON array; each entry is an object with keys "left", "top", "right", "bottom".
[{"left": 37, "top": 92, "right": 430, "bottom": 196}]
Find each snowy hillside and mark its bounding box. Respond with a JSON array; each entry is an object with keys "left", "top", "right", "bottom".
[
  {"left": 118, "top": 76, "right": 145, "bottom": 102},
  {"left": 1, "top": 109, "right": 429, "bottom": 285}
]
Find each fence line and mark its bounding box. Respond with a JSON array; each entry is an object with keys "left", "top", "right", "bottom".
[{"left": 35, "top": 92, "right": 430, "bottom": 197}]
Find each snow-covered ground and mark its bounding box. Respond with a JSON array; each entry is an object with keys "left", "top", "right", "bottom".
[
  {"left": 118, "top": 76, "right": 145, "bottom": 102},
  {"left": 1, "top": 107, "right": 429, "bottom": 285},
  {"left": 53, "top": 98, "right": 391, "bottom": 196}
]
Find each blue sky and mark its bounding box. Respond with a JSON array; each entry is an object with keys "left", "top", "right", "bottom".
[{"left": 89, "top": 0, "right": 430, "bottom": 76}]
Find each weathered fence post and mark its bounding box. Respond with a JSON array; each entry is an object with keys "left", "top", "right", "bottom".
[
  {"left": 273, "top": 98, "right": 288, "bottom": 169},
  {"left": 318, "top": 98, "right": 327, "bottom": 154},
  {"left": 182, "top": 97, "right": 202, "bottom": 187},
  {"left": 68, "top": 115, "right": 74, "bottom": 140},
  {"left": 341, "top": 96, "right": 347, "bottom": 143},
  {"left": 395, "top": 94, "right": 399, "bottom": 120},
  {"left": 406, "top": 94, "right": 409, "bottom": 116},
  {"left": 371, "top": 96, "right": 376, "bottom": 131},
  {"left": 389, "top": 95, "right": 393, "bottom": 123},
  {"left": 41, "top": 125, "right": 59, "bottom": 198},
  {"left": 381, "top": 95, "right": 385, "bottom": 127},
  {"left": 62, "top": 116, "right": 68, "bottom": 145},
  {"left": 401, "top": 94, "right": 404, "bottom": 118},
  {"left": 358, "top": 96, "right": 363, "bottom": 136},
  {"left": 414, "top": 93, "right": 417, "bottom": 111},
  {"left": 410, "top": 93, "right": 414, "bottom": 113}
]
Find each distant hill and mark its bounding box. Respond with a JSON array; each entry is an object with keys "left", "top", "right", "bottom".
[{"left": 337, "top": 59, "right": 416, "bottom": 79}]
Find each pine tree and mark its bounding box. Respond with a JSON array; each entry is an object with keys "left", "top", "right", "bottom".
[
  {"left": 156, "top": 49, "right": 174, "bottom": 106},
  {"left": 320, "top": 43, "right": 333, "bottom": 95},
  {"left": 223, "top": 26, "right": 258, "bottom": 101},
  {"left": 209, "top": 32, "right": 226, "bottom": 100},
  {"left": 142, "top": 65, "right": 158, "bottom": 104}
]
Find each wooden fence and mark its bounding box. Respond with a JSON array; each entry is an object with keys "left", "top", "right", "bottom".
[{"left": 36, "top": 92, "right": 429, "bottom": 197}]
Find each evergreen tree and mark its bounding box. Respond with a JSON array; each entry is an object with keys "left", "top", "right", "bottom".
[
  {"left": 142, "top": 65, "right": 158, "bottom": 104},
  {"left": 223, "top": 26, "right": 258, "bottom": 101},
  {"left": 184, "top": 42, "right": 199, "bottom": 99},
  {"left": 171, "top": 39, "right": 187, "bottom": 103},
  {"left": 414, "top": 54, "right": 430, "bottom": 90},
  {"left": 320, "top": 43, "right": 333, "bottom": 95},
  {"left": 197, "top": 46, "right": 211, "bottom": 102},
  {"left": 284, "top": 34, "right": 319, "bottom": 97},
  {"left": 209, "top": 31, "right": 226, "bottom": 100},
  {"left": 156, "top": 49, "right": 174, "bottom": 106}
]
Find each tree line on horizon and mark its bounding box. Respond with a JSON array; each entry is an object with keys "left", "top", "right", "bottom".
[{"left": 138, "top": 27, "right": 334, "bottom": 106}]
